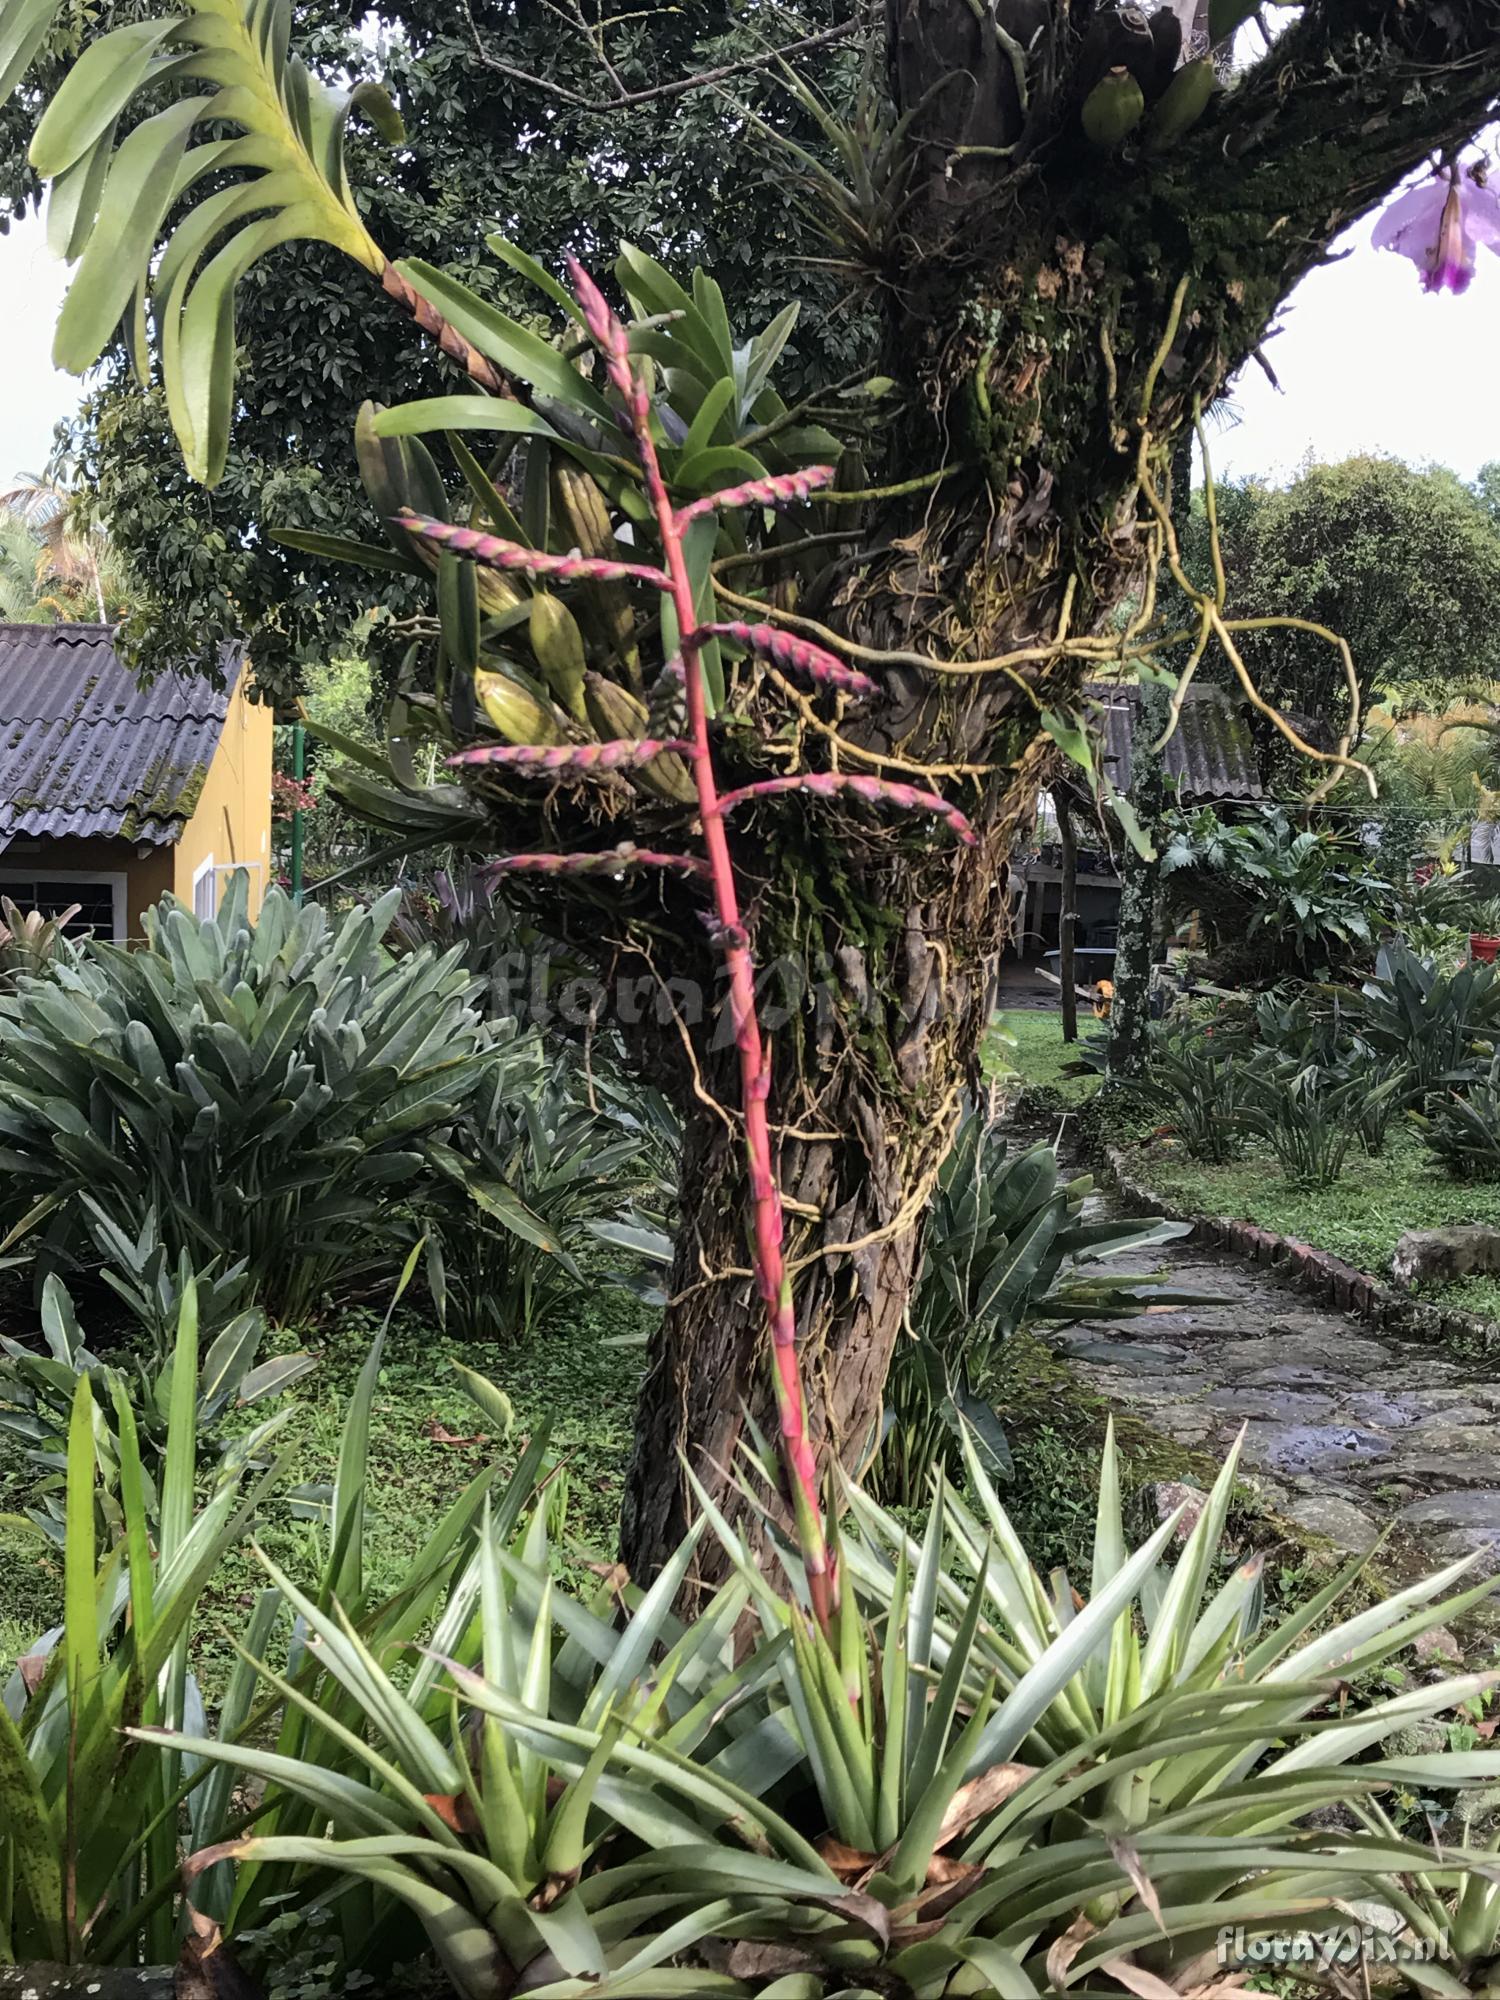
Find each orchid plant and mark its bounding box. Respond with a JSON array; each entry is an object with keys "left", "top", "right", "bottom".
[
  {"left": 402, "top": 258, "right": 976, "bottom": 1633},
  {"left": 1374, "top": 157, "right": 1500, "bottom": 294}
]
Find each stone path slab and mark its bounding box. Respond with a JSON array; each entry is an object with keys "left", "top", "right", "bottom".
[{"left": 1046, "top": 1235, "right": 1500, "bottom": 1576}]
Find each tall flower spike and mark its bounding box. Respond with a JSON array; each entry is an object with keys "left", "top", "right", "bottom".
[
  {"left": 569, "top": 256, "right": 836, "bottom": 1627},
  {"left": 480, "top": 844, "right": 711, "bottom": 881},
  {"left": 1373, "top": 161, "right": 1500, "bottom": 295},
  {"left": 449, "top": 739, "right": 692, "bottom": 772},
  {"left": 677, "top": 468, "right": 837, "bottom": 527},
  {"left": 564, "top": 255, "right": 628, "bottom": 363}
]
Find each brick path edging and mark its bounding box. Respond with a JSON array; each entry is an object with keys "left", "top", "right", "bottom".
[{"left": 1103, "top": 1146, "right": 1499, "bottom": 1352}]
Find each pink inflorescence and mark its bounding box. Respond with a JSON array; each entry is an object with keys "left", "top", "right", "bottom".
[
  {"left": 692, "top": 620, "right": 876, "bottom": 698},
  {"left": 565, "top": 256, "right": 629, "bottom": 363},
  {"left": 448, "top": 739, "right": 691, "bottom": 772},
  {"left": 717, "top": 771, "right": 977, "bottom": 845},
  {"left": 481, "top": 843, "right": 711, "bottom": 881},
  {"left": 676, "top": 468, "right": 838, "bottom": 527},
  {"left": 397, "top": 510, "right": 670, "bottom": 589}
]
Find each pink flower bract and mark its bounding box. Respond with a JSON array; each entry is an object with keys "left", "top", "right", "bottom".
[{"left": 1373, "top": 163, "right": 1500, "bottom": 295}]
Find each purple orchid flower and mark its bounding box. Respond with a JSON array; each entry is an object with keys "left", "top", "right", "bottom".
[{"left": 1373, "top": 160, "right": 1500, "bottom": 295}]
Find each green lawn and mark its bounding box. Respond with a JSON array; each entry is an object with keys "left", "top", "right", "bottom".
[
  {"left": 1129, "top": 1127, "right": 1500, "bottom": 1305},
  {"left": 998, "top": 1008, "right": 1105, "bottom": 1106}
]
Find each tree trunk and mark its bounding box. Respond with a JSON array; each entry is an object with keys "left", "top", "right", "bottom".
[
  {"left": 1108, "top": 682, "right": 1169, "bottom": 1078},
  {"left": 1057, "top": 797, "right": 1079, "bottom": 1044},
  {"left": 617, "top": 0, "right": 1500, "bottom": 1579},
  {"left": 621, "top": 802, "right": 1030, "bottom": 1586}
]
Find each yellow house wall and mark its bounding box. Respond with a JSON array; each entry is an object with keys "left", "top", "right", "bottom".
[{"left": 171, "top": 667, "right": 275, "bottom": 920}]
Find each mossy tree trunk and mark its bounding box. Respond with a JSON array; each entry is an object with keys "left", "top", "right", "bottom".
[
  {"left": 1108, "top": 682, "right": 1170, "bottom": 1079},
  {"left": 619, "top": 0, "right": 1500, "bottom": 1582}
]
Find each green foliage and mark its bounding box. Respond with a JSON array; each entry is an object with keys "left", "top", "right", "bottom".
[
  {"left": 0, "top": 874, "right": 495, "bottom": 1321},
  {"left": 1160, "top": 804, "right": 1389, "bottom": 980},
  {"left": 991, "top": 1010, "right": 1104, "bottom": 1109},
  {"left": 0, "top": 1297, "right": 285, "bottom": 1965},
  {"left": 1124, "top": 1126, "right": 1500, "bottom": 1300},
  {"left": 7, "top": 0, "right": 866, "bottom": 694},
  {"left": 871, "top": 1116, "right": 1196, "bottom": 1507},
  {"left": 1412, "top": 1052, "right": 1500, "bottom": 1182},
  {"left": 148, "top": 1422, "right": 1500, "bottom": 1998},
  {"left": 1237, "top": 1055, "right": 1354, "bottom": 1189},
  {"left": 1176, "top": 456, "right": 1500, "bottom": 737},
  {"left": 425, "top": 1039, "right": 673, "bottom": 1344},
  {"left": 1149, "top": 1025, "right": 1246, "bottom": 1161},
  {"left": 0, "top": 1269, "right": 307, "bottom": 1542},
  {"left": 1333, "top": 939, "right": 1500, "bottom": 1107}
]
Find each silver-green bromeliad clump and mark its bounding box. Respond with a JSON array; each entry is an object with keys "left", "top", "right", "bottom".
[{"left": 145, "top": 1421, "right": 1500, "bottom": 1998}]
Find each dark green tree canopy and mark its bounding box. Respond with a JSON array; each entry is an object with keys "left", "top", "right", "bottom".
[
  {"left": 1, "top": 0, "right": 866, "bottom": 698},
  {"left": 1179, "top": 455, "right": 1500, "bottom": 742}
]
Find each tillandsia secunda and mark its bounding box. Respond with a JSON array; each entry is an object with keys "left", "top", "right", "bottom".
[
  {"left": 400, "top": 259, "right": 975, "bottom": 1632},
  {"left": 1373, "top": 158, "right": 1500, "bottom": 295}
]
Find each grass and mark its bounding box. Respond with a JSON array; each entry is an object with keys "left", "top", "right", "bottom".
[
  {"left": 997, "top": 1007, "right": 1105, "bottom": 1108},
  {"left": 0, "top": 1276, "right": 652, "bottom": 1691},
  {"left": 1127, "top": 1126, "right": 1500, "bottom": 1300}
]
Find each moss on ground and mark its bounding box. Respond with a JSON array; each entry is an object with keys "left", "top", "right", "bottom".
[{"left": 997, "top": 1008, "right": 1105, "bottom": 1109}]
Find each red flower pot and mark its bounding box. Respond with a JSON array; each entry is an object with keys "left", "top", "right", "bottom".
[{"left": 1471, "top": 934, "right": 1500, "bottom": 964}]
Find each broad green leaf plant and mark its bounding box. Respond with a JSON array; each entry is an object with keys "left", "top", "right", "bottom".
[{"left": 0, "top": 872, "right": 496, "bottom": 1320}]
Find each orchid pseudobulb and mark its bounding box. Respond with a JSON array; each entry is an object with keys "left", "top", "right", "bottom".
[{"left": 1373, "top": 160, "right": 1500, "bottom": 295}]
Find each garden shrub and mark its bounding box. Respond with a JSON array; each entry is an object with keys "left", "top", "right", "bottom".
[
  {"left": 870, "top": 1112, "right": 1201, "bottom": 1507},
  {"left": 0, "top": 875, "right": 495, "bottom": 1321},
  {"left": 1334, "top": 939, "right": 1500, "bottom": 1106},
  {"left": 1412, "top": 1051, "right": 1500, "bottom": 1182},
  {"left": 138, "top": 1423, "right": 1500, "bottom": 2000},
  {"left": 425, "top": 1033, "right": 676, "bottom": 1342},
  {"left": 1148, "top": 1025, "right": 1247, "bottom": 1161}
]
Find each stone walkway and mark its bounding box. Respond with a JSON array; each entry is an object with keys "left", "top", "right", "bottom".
[{"left": 1048, "top": 1231, "right": 1500, "bottom": 1577}]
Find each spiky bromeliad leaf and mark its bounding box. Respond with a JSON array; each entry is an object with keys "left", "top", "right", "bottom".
[{"left": 3, "top": 0, "right": 398, "bottom": 484}]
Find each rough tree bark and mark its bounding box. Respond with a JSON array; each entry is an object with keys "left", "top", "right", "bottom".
[
  {"left": 1058, "top": 797, "right": 1080, "bottom": 1044},
  {"left": 1107, "top": 681, "right": 1169, "bottom": 1078},
  {"left": 613, "top": 0, "right": 1500, "bottom": 1582}
]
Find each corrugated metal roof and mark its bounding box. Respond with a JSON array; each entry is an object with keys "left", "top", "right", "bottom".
[
  {"left": 1090, "top": 683, "right": 1264, "bottom": 801},
  {"left": 0, "top": 624, "right": 241, "bottom": 847}
]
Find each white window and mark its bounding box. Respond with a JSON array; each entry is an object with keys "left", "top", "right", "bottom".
[
  {"left": 192, "top": 854, "right": 218, "bottom": 920},
  {"left": 0, "top": 870, "right": 127, "bottom": 943}
]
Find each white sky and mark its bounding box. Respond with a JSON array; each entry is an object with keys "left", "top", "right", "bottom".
[{"left": 0, "top": 166, "right": 1496, "bottom": 488}]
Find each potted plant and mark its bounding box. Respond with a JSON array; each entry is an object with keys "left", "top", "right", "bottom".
[{"left": 1468, "top": 893, "right": 1500, "bottom": 964}]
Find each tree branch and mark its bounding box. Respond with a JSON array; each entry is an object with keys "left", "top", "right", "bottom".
[{"left": 458, "top": 6, "right": 861, "bottom": 114}]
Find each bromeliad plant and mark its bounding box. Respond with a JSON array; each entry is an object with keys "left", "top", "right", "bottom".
[
  {"left": 0, "top": 872, "right": 497, "bottom": 1320},
  {"left": 0, "top": 1287, "right": 290, "bottom": 1967},
  {"left": 394, "top": 259, "right": 977, "bottom": 1629},
  {"left": 145, "top": 1413, "right": 1500, "bottom": 2000},
  {"left": 870, "top": 1114, "right": 1203, "bottom": 1508}
]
